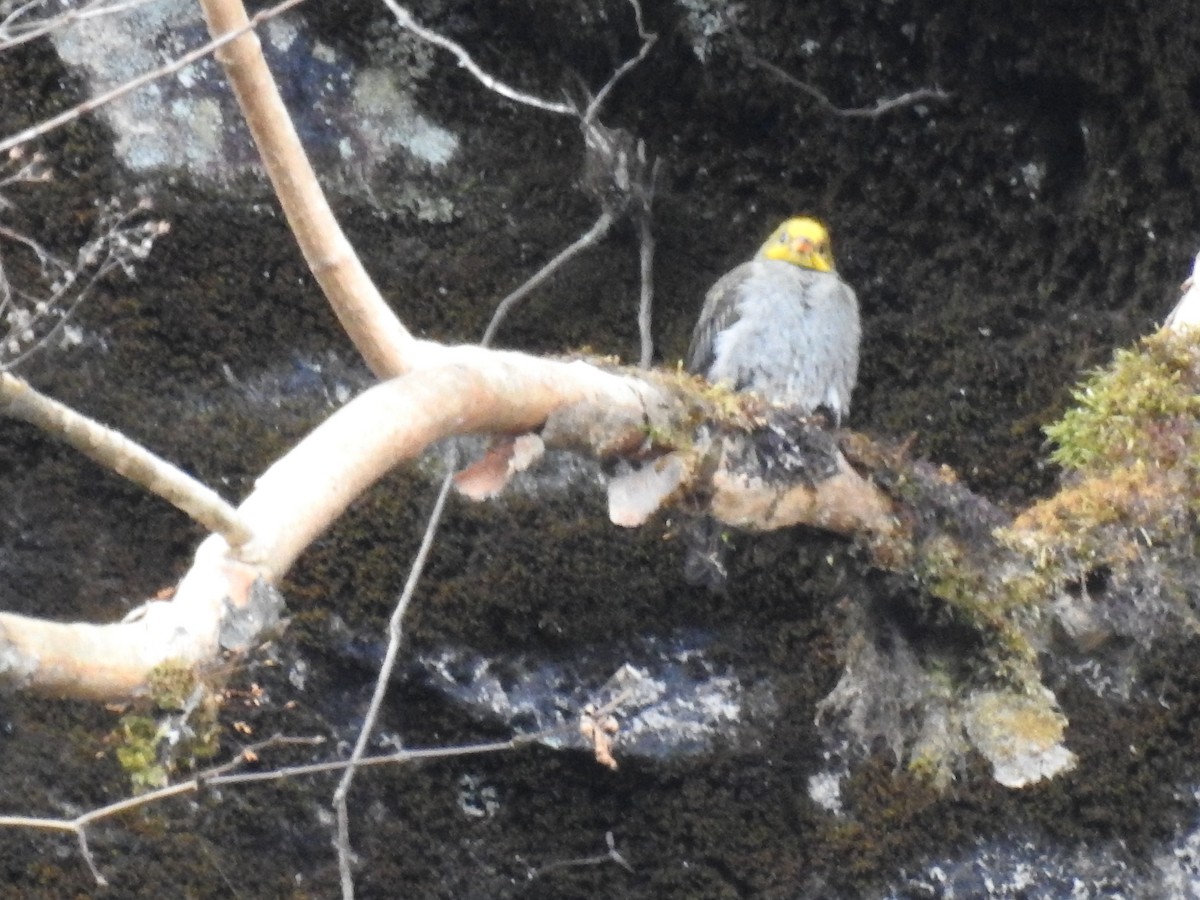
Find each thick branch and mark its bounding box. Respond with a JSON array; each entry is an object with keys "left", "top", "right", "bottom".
[
  {"left": 237, "top": 350, "right": 671, "bottom": 581},
  {"left": 0, "top": 346, "right": 899, "bottom": 698},
  {"left": 197, "top": 0, "right": 414, "bottom": 377},
  {"left": 0, "top": 352, "right": 669, "bottom": 697}
]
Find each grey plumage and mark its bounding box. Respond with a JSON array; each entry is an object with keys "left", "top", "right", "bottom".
[
  {"left": 682, "top": 230, "right": 861, "bottom": 589},
  {"left": 687, "top": 258, "right": 860, "bottom": 420}
]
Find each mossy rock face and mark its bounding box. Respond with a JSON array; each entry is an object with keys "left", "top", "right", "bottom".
[{"left": 7, "top": 0, "right": 1200, "bottom": 896}]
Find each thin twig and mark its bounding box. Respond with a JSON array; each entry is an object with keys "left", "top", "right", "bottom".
[
  {"left": 0, "top": 733, "right": 544, "bottom": 834},
  {"left": 0, "top": 734, "right": 321, "bottom": 885},
  {"left": 381, "top": 0, "right": 576, "bottom": 117},
  {"left": 0, "top": 0, "right": 161, "bottom": 53},
  {"left": 0, "top": 686, "right": 635, "bottom": 886},
  {"left": 382, "top": 0, "right": 660, "bottom": 365},
  {"left": 747, "top": 53, "right": 951, "bottom": 119},
  {"left": 0, "top": 372, "right": 254, "bottom": 546},
  {"left": 1, "top": 202, "right": 167, "bottom": 371},
  {"left": 0, "top": 730, "right": 553, "bottom": 886},
  {"left": 332, "top": 457, "right": 458, "bottom": 900},
  {"left": 0, "top": 0, "right": 307, "bottom": 156},
  {"left": 529, "top": 830, "right": 635, "bottom": 879},
  {"left": 212, "top": 732, "right": 552, "bottom": 786},
  {"left": 583, "top": 0, "right": 656, "bottom": 126},
  {"left": 635, "top": 205, "right": 655, "bottom": 369},
  {"left": 1, "top": 263, "right": 106, "bottom": 369},
  {"left": 481, "top": 210, "right": 615, "bottom": 346}
]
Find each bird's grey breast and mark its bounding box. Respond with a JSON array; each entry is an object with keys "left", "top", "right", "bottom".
[{"left": 689, "top": 260, "right": 860, "bottom": 418}]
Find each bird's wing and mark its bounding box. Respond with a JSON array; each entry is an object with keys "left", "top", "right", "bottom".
[{"left": 686, "top": 263, "right": 752, "bottom": 374}]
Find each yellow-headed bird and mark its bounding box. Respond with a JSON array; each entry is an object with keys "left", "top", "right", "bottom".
[
  {"left": 683, "top": 217, "right": 861, "bottom": 589},
  {"left": 687, "top": 216, "right": 860, "bottom": 421}
]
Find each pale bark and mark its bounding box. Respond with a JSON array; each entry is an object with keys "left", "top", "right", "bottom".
[
  {"left": 0, "top": 345, "right": 894, "bottom": 697},
  {"left": 0, "top": 372, "right": 251, "bottom": 547},
  {"left": 0, "top": 0, "right": 897, "bottom": 699},
  {"left": 198, "top": 0, "right": 414, "bottom": 378}
]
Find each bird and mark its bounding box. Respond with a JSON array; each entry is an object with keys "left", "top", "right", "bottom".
[
  {"left": 681, "top": 216, "right": 861, "bottom": 589},
  {"left": 687, "top": 216, "right": 860, "bottom": 421}
]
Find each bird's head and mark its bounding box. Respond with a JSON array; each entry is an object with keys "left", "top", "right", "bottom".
[{"left": 757, "top": 217, "right": 835, "bottom": 272}]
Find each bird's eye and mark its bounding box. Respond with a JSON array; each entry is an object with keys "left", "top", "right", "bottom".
[{"left": 779, "top": 231, "right": 789, "bottom": 243}]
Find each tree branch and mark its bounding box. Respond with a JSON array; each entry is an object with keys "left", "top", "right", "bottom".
[
  {"left": 0, "top": 373, "right": 252, "bottom": 547},
  {"left": 0, "top": 341, "right": 897, "bottom": 698},
  {"left": 381, "top": 0, "right": 576, "bottom": 117},
  {"left": 745, "top": 51, "right": 952, "bottom": 119},
  {"left": 481, "top": 210, "right": 615, "bottom": 346},
  {"left": 198, "top": 0, "right": 416, "bottom": 378}
]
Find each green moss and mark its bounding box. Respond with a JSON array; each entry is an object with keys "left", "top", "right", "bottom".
[
  {"left": 646, "top": 365, "right": 762, "bottom": 434},
  {"left": 1046, "top": 330, "right": 1200, "bottom": 476},
  {"left": 145, "top": 660, "right": 200, "bottom": 710},
  {"left": 995, "top": 331, "right": 1200, "bottom": 622},
  {"left": 110, "top": 661, "right": 223, "bottom": 793},
  {"left": 913, "top": 534, "right": 1040, "bottom": 689},
  {"left": 114, "top": 714, "right": 170, "bottom": 793}
]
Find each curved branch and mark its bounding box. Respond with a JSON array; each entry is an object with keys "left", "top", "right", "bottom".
[
  {"left": 0, "top": 351, "right": 669, "bottom": 697},
  {"left": 198, "top": 0, "right": 415, "bottom": 377},
  {"left": 0, "top": 343, "right": 896, "bottom": 698}
]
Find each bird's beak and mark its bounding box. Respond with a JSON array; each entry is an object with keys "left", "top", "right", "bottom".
[{"left": 793, "top": 238, "right": 832, "bottom": 272}]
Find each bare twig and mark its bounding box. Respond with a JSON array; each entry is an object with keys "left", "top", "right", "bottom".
[
  {"left": 0, "top": 695, "right": 640, "bottom": 887},
  {"left": 0, "top": 0, "right": 161, "bottom": 53},
  {"left": 381, "top": 0, "right": 576, "bottom": 117},
  {"left": 332, "top": 77, "right": 649, "bottom": 882},
  {"left": 482, "top": 210, "right": 615, "bottom": 346},
  {"left": 2, "top": 195, "right": 169, "bottom": 370},
  {"left": 214, "top": 733, "right": 548, "bottom": 784},
  {"left": 583, "top": 0, "right": 656, "bottom": 126},
  {"left": 0, "top": 372, "right": 254, "bottom": 547},
  {"left": 529, "top": 831, "right": 635, "bottom": 879},
  {"left": 0, "top": 733, "right": 323, "bottom": 886},
  {"left": 383, "top": 0, "right": 661, "bottom": 366},
  {"left": 0, "top": 730, "right": 562, "bottom": 886},
  {"left": 332, "top": 458, "right": 457, "bottom": 900},
  {"left": 635, "top": 203, "right": 655, "bottom": 368},
  {"left": 0, "top": 0, "right": 308, "bottom": 156},
  {"left": 746, "top": 53, "right": 952, "bottom": 119}
]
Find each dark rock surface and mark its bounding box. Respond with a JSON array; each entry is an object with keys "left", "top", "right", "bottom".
[{"left": 2, "top": 0, "right": 1200, "bottom": 896}]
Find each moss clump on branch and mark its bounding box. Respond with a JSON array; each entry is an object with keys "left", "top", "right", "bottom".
[
  {"left": 110, "top": 661, "right": 222, "bottom": 793},
  {"left": 1046, "top": 329, "right": 1200, "bottom": 477},
  {"left": 910, "top": 533, "right": 1041, "bottom": 690},
  {"left": 1015, "top": 330, "right": 1200, "bottom": 567},
  {"left": 1000, "top": 329, "right": 1200, "bottom": 646}
]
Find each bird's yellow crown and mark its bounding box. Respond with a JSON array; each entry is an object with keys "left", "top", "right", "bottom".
[{"left": 757, "top": 216, "right": 835, "bottom": 272}]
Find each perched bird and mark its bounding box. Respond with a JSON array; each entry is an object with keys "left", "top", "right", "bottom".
[
  {"left": 682, "top": 216, "right": 861, "bottom": 588},
  {"left": 687, "top": 216, "right": 860, "bottom": 421}
]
